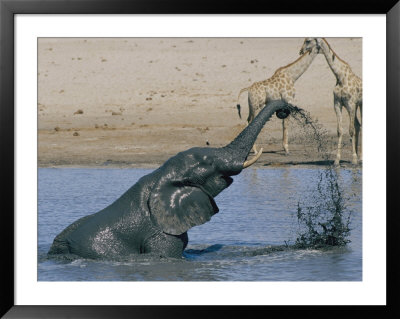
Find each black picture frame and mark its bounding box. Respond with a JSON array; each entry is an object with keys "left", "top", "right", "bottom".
[{"left": 1, "top": 0, "right": 399, "bottom": 318}]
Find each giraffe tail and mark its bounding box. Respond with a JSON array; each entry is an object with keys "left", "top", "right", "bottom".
[{"left": 236, "top": 87, "right": 249, "bottom": 119}]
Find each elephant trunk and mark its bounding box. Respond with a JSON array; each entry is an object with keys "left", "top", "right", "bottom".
[{"left": 224, "top": 100, "right": 293, "bottom": 166}]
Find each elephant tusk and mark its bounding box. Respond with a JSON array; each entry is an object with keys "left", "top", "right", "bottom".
[{"left": 243, "top": 148, "right": 263, "bottom": 168}]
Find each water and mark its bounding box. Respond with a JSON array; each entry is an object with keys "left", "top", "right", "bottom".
[{"left": 38, "top": 167, "right": 362, "bottom": 281}]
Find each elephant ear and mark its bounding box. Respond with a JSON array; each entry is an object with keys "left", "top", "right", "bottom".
[{"left": 148, "top": 181, "right": 219, "bottom": 235}]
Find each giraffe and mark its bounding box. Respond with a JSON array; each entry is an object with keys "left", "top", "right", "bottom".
[
  {"left": 236, "top": 42, "right": 319, "bottom": 154},
  {"left": 299, "top": 38, "right": 362, "bottom": 165}
]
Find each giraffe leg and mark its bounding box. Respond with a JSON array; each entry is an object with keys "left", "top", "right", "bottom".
[
  {"left": 354, "top": 116, "right": 361, "bottom": 162},
  {"left": 281, "top": 94, "right": 295, "bottom": 155},
  {"left": 282, "top": 118, "right": 289, "bottom": 155},
  {"left": 348, "top": 107, "right": 358, "bottom": 165},
  {"left": 355, "top": 102, "right": 362, "bottom": 160},
  {"left": 333, "top": 100, "right": 343, "bottom": 166}
]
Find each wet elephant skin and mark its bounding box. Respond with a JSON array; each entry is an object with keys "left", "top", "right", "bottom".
[{"left": 48, "top": 100, "right": 293, "bottom": 259}]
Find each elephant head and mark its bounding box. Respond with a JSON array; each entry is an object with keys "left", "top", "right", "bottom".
[
  {"left": 48, "top": 100, "right": 295, "bottom": 259},
  {"left": 147, "top": 100, "right": 295, "bottom": 235}
]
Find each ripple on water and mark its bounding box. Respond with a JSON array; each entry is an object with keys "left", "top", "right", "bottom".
[{"left": 38, "top": 167, "right": 362, "bottom": 281}]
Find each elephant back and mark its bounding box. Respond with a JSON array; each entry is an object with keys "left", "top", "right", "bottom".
[{"left": 48, "top": 214, "right": 94, "bottom": 255}]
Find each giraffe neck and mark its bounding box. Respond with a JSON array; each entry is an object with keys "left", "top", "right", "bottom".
[
  {"left": 319, "top": 38, "right": 348, "bottom": 84},
  {"left": 281, "top": 50, "right": 318, "bottom": 82}
]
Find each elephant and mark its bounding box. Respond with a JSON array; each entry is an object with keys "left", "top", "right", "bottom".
[{"left": 48, "top": 100, "right": 295, "bottom": 260}]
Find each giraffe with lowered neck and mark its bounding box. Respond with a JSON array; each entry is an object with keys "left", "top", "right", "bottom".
[
  {"left": 236, "top": 43, "right": 319, "bottom": 154},
  {"left": 300, "top": 37, "right": 362, "bottom": 165}
]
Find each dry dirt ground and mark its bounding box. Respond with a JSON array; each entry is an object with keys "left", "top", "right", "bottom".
[{"left": 38, "top": 38, "right": 362, "bottom": 168}]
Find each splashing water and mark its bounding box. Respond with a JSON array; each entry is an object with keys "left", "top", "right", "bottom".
[
  {"left": 293, "top": 168, "right": 352, "bottom": 248},
  {"left": 285, "top": 106, "right": 354, "bottom": 248},
  {"left": 288, "top": 105, "right": 331, "bottom": 158}
]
